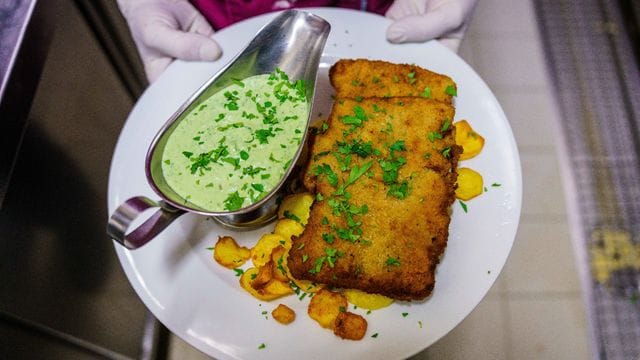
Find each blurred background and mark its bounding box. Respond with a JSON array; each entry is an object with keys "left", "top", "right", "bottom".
[{"left": 1, "top": 0, "right": 638, "bottom": 359}]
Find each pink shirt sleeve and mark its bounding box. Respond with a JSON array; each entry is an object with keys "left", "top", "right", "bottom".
[{"left": 190, "top": 0, "right": 392, "bottom": 30}]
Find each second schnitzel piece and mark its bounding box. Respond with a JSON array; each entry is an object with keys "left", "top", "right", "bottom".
[
  {"left": 329, "top": 59, "right": 457, "bottom": 104},
  {"left": 288, "top": 97, "right": 460, "bottom": 300}
]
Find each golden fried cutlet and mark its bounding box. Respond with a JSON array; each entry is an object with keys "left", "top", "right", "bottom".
[
  {"left": 289, "top": 96, "right": 460, "bottom": 300},
  {"left": 329, "top": 59, "right": 456, "bottom": 104}
]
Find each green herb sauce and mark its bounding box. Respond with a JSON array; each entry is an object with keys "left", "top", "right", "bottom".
[{"left": 162, "top": 70, "right": 308, "bottom": 211}]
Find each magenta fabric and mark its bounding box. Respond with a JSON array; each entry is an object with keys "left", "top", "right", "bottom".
[{"left": 190, "top": 0, "right": 392, "bottom": 30}]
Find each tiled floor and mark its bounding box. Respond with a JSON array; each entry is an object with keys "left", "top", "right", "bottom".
[{"left": 166, "top": 1, "right": 592, "bottom": 358}]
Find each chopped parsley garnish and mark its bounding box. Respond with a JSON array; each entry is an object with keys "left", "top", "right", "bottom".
[
  {"left": 441, "top": 118, "right": 451, "bottom": 132},
  {"left": 428, "top": 131, "right": 443, "bottom": 142},
  {"left": 309, "top": 256, "right": 326, "bottom": 274},
  {"left": 402, "top": 312, "right": 409, "bottom": 317},
  {"left": 459, "top": 200, "right": 468, "bottom": 213},
  {"left": 371, "top": 333, "right": 379, "bottom": 338},
  {"left": 386, "top": 257, "right": 401, "bottom": 266},
  {"left": 492, "top": 183, "right": 502, "bottom": 187},
  {"left": 421, "top": 86, "right": 431, "bottom": 98},
  {"left": 255, "top": 128, "right": 275, "bottom": 144},
  {"left": 240, "top": 150, "right": 249, "bottom": 160},
  {"left": 251, "top": 183, "right": 265, "bottom": 192},
  {"left": 445, "top": 85, "right": 457, "bottom": 96},
  {"left": 283, "top": 210, "right": 301, "bottom": 222},
  {"left": 388, "top": 181, "right": 409, "bottom": 199},
  {"left": 233, "top": 268, "right": 244, "bottom": 276},
  {"left": 407, "top": 71, "right": 417, "bottom": 84},
  {"left": 258, "top": 343, "right": 266, "bottom": 350},
  {"left": 231, "top": 78, "right": 245, "bottom": 87},
  {"left": 182, "top": 151, "right": 193, "bottom": 158},
  {"left": 325, "top": 248, "right": 342, "bottom": 268},
  {"left": 223, "top": 191, "right": 245, "bottom": 211},
  {"left": 441, "top": 146, "right": 452, "bottom": 159},
  {"left": 322, "top": 233, "right": 335, "bottom": 244},
  {"left": 242, "top": 165, "right": 266, "bottom": 177},
  {"left": 314, "top": 163, "right": 339, "bottom": 188},
  {"left": 302, "top": 254, "right": 309, "bottom": 262}
]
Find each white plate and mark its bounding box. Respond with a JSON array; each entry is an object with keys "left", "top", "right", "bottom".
[{"left": 108, "top": 8, "right": 521, "bottom": 360}]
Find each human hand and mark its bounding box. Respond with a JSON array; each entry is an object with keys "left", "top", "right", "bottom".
[
  {"left": 118, "top": 0, "right": 222, "bottom": 83},
  {"left": 385, "top": 0, "right": 478, "bottom": 52}
]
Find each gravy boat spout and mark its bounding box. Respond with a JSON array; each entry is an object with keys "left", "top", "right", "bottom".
[{"left": 107, "top": 10, "right": 331, "bottom": 249}]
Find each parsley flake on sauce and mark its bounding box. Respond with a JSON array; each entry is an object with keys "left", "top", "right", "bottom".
[{"left": 223, "top": 191, "right": 245, "bottom": 211}]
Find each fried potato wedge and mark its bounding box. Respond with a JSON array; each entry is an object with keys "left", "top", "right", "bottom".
[
  {"left": 308, "top": 289, "right": 348, "bottom": 329},
  {"left": 251, "top": 261, "right": 274, "bottom": 290},
  {"left": 455, "top": 120, "right": 485, "bottom": 160},
  {"left": 251, "top": 233, "right": 287, "bottom": 268},
  {"left": 455, "top": 167, "right": 484, "bottom": 201},
  {"left": 334, "top": 312, "right": 368, "bottom": 340},
  {"left": 343, "top": 289, "right": 394, "bottom": 310},
  {"left": 291, "top": 277, "right": 324, "bottom": 293},
  {"left": 271, "top": 246, "right": 290, "bottom": 282},
  {"left": 240, "top": 267, "right": 293, "bottom": 301},
  {"left": 274, "top": 218, "right": 305, "bottom": 242},
  {"left": 272, "top": 304, "right": 296, "bottom": 325},
  {"left": 213, "top": 236, "right": 251, "bottom": 269},
  {"left": 277, "top": 192, "right": 314, "bottom": 225}
]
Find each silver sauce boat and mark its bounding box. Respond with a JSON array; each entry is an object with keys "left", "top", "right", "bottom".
[{"left": 107, "top": 10, "right": 331, "bottom": 249}]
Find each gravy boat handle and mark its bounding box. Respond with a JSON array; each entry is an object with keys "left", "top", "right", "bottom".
[{"left": 107, "top": 197, "right": 186, "bottom": 249}]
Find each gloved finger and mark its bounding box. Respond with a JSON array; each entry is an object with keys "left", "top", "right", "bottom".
[
  {"left": 171, "top": 0, "right": 215, "bottom": 37},
  {"left": 438, "top": 38, "right": 462, "bottom": 53},
  {"left": 386, "top": 7, "right": 463, "bottom": 43},
  {"left": 144, "top": 56, "right": 173, "bottom": 83},
  {"left": 385, "top": 0, "right": 424, "bottom": 21},
  {"left": 143, "top": 25, "right": 222, "bottom": 62}
]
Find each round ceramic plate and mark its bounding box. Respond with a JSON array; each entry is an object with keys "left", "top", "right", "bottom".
[{"left": 108, "top": 8, "right": 522, "bottom": 360}]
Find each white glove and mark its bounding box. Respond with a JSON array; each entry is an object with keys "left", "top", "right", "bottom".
[
  {"left": 118, "top": 0, "right": 222, "bottom": 83},
  {"left": 385, "top": 0, "right": 478, "bottom": 52}
]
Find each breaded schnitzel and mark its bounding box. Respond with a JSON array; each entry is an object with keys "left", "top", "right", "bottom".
[
  {"left": 329, "top": 59, "right": 456, "bottom": 104},
  {"left": 288, "top": 94, "right": 460, "bottom": 300}
]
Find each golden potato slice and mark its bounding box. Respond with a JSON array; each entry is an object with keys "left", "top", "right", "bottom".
[
  {"left": 277, "top": 193, "right": 314, "bottom": 225},
  {"left": 343, "top": 289, "right": 394, "bottom": 310},
  {"left": 263, "top": 278, "right": 295, "bottom": 297},
  {"left": 308, "top": 289, "right": 348, "bottom": 329},
  {"left": 251, "top": 233, "right": 287, "bottom": 268},
  {"left": 271, "top": 246, "right": 290, "bottom": 282},
  {"left": 333, "top": 312, "right": 368, "bottom": 340},
  {"left": 456, "top": 167, "right": 484, "bottom": 201},
  {"left": 291, "top": 277, "right": 324, "bottom": 293},
  {"left": 251, "top": 261, "right": 274, "bottom": 290},
  {"left": 239, "top": 267, "right": 293, "bottom": 301},
  {"left": 213, "top": 236, "right": 251, "bottom": 269},
  {"left": 274, "top": 218, "right": 305, "bottom": 241},
  {"left": 272, "top": 304, "right": 296, "bottom": 325},
  {"left": 454, "top": 120, "right": 485, "bottom": 160}
]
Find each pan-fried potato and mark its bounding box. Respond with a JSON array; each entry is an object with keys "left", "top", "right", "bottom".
[
  {"left": 251, "top": 233, "right": 287, "bottom": 268},
  {"left": 213, "top": 236, "right": 251, "bottom": 269},
  {"left": 308, "top": 289, "right": 348, "bottom": 329},
  {"left": 277, "top": 192, "right": 314, "bottom": 225},
  {"left": 271, "top": 246, "right": 290, "bottom": 282},
  {"left": 333, "top": 312, "right": 367, "bottom": 340},
  {"left": 251, "top": 261, "right": 274, "bottom": 290},
  {"left": 454, "top": 120, "right": 485, "bottom": 160},
  {"left": 343, "top": 289, "right": 394, "bottom": 310},
  {"left": 272, "top": 304, "right": 296, "bottom": 325},
  {"left": 263, "top": 278, "right": 295, "bottom": 297},
  {"left": 274, "top": 218, "right": 305, "bottom": 241},
  {"left": 240, "top": 267, "right": 294, "bottom": 301},
  {"left": 455, "top": 167, "right": 484, "bottom": 201},
  {"left": 291, "top": 277, "right": 324, "bottom": 293}
]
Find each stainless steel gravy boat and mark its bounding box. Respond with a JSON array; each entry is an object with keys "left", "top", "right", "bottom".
[{"left": 107, "top": 10, "right": 330, "bottom": 249}]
